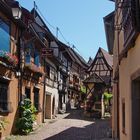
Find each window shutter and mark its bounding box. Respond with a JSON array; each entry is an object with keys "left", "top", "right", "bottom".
[
  {"left": 34, "top": 52, "right": 40, "bottom": 67},
  {"left": 122, "top": 0, "right": 140, "bottom": 48},
  {"left": 133, "top": 0, "right": 140, "bottom": 31}
]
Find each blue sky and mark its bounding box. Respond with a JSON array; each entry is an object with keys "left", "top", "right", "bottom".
[{"left": 18, "top": 0, "right": 114, "bottom": 61}]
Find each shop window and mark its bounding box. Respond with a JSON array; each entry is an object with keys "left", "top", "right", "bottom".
[
  {"left": 0, "top": 81, "right": 9, "bottom": 112},
  {"left": 0, "top": 18, "right": 10, "bottom": 52},
  {"left": 33, "top": 87, "right": 39, "bottom": 111}
]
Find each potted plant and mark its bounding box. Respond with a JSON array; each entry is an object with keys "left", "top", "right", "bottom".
[{"left": 16, "top": 98, "right": 37, "bottom": 135}]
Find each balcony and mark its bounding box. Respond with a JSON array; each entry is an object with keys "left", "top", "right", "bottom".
[{"left": 24, "top": 63, "right": 43, "bottom": 76}]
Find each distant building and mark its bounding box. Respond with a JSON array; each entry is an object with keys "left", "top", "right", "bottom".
[{"left": 84, "top": 47, "right": 113, "bottom": 117}]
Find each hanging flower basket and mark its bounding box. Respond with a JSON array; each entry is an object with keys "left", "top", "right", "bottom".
[{"left": 0, "top": 50, "right": 18, "bottom": 66}]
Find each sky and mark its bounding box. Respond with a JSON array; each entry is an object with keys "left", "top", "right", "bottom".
[{"left": 18, "top": 0, "right": 114, "bottom": 62}]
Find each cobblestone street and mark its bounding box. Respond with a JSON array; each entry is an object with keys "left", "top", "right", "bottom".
[{"left": 6, "top": 109, "right": 113, "bottom": 140}]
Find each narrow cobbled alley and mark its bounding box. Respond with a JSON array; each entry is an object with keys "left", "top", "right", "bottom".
[{"left": 6, "top": 109, "right": 113, "bottom": 140}]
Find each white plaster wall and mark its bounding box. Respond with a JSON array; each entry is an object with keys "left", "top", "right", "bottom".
[{"left": 45, "top": 85, "right": 59, "bottom": 115}]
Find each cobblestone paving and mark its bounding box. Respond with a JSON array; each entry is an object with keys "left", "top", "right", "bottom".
[{"left": 6, "top": 109, "right": 113, "bottom": 140}]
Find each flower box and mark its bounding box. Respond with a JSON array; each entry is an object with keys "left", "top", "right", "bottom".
[{"left": 0, "top": 50, "right": 18, "bottom": 66}]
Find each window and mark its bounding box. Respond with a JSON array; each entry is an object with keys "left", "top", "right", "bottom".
[
  {"left": 34, "top": 51, "right": 40, "bottom": 67},
  {"left": 25, "top": 43, "right": 33, "bottom": 64},
  {"left": 0, "top": 81, "right": 9, "bottom": 112},
  {"left": 25, "top": 88, "right": 31, "bottom": 99},
  {"left": 0, "top": 18, "right": 10, "bottom": 52},
  {"left": 122, "top": 99, "right": 126, "bottom": 134},
  {"left": 33, "top": 87, "right": 39, "bottom": 111},
  {"left": 46, "top": 65, "right": 50, "bottom": 78}
]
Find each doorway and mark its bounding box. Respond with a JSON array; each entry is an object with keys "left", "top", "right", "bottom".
[
  {"left": 45, "top": 95, "right": 51, "bottom": 119},
  {"left": 52, "top": 97, "right": 55, "bottom": 116},
  {"left": 132, "top": 78, "right": 140, "bottom": 140}
]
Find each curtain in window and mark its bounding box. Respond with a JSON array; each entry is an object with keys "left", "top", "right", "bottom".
[{"left": 0, "top": 19, "right": 10, "bottom": 52}]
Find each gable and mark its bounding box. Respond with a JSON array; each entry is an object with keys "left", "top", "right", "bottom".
[{"left": 88, "top": 48, "right": 113, "bottom": 77}]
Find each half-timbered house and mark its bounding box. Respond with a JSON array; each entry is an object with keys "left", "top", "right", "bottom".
[
  {"left": 84, "top": 47, "right": 113, "bottom": 118},
  {"left": 87, "top": 47, "right": 113, "bottom": 88}
]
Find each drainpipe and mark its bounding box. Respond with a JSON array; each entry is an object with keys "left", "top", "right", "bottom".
[{"left": 42, "top": 59, "right": 46, "bottom": 123}]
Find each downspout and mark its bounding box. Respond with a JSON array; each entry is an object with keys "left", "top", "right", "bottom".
[{"left": 42, "top": 59, "right": 46, "bottom": 123}]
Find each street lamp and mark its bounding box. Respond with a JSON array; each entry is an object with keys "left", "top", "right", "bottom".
[
  {"left": 11, "top": 1, "right": 23, "bottom": 104},
  {"left": 11, "top": 1, "right": 22, "bottom": 19}
]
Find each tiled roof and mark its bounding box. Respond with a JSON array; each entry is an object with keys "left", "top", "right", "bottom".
[
  {"left": 67, "top": 48, "right": 88, "bottom": 69},
  {"left": 100, "top": 47, "right": 113, "bottom": 68},
  {"left": 88, "top": 47, "right": 113, "bottom": 72},
  {"left": 103, "top": 11, "right": 115, "bottom": 54}
]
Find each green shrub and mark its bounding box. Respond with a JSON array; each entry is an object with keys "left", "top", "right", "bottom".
[
  {"left": 16, "top": 98, "right": 37, "bottom": 135},
  {"left": 0, "top": 120, "right": 6, "bottom": 131}
]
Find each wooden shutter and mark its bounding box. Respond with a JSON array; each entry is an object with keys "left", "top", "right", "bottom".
[{"left": 122, "top": 0, "right": 140, "bottom": 48}]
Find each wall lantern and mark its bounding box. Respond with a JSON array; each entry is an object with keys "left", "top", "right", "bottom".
[{"left": 11, "top": 1, "right": 22, "bottom": 19}]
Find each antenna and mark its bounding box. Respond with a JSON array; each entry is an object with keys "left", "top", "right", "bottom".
[
  {"left": 56, "top": 27, "right": 59, "bottom": 39},
  {"left": 33, "top": 1, "right": 37, "bottom": 19}
]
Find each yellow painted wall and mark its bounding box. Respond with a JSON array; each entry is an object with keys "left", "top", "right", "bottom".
[{"left": 118, "top": 35, "right": 140, "bottom": 140}]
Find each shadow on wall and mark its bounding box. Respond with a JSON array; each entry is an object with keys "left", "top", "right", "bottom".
[{"left": 11, "top": 107, "right": 19, "bottom": 134}]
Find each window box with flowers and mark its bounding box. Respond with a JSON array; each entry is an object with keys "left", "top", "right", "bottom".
[{"left": 0, "top": 50, "right": 18, "bottom": 67}]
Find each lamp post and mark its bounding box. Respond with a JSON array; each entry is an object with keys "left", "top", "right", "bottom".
[
  {"left": 11, "top": 1, "right": 23, "bottom": 104},
  {"left": 11, "top": 1, "right": 22, "bottom": 19}
]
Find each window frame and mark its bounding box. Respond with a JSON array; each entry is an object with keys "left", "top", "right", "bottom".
[
  {"left": 0, "top": 17, "right": 11, "bottom": 52},
  {"left": 122, "top": 98, "right": 126, "bottom": 134},
  {"left": 34, "top": 50, "right": 40, "bottom": 67},
  {"left": 25, "top": 43, "right": 33, "bottom": 64},
  {"left": 0, "top": 80, "right": 10, "bottom": 113},
  {"left": 25, "top": 87, "right": 31, "bottom": 99},
  {"left": 33, "top": 87, "right": 40, "bottom": 112}
]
